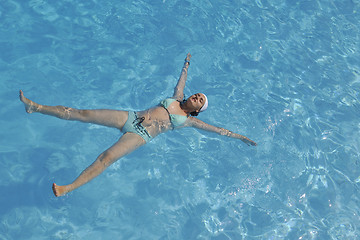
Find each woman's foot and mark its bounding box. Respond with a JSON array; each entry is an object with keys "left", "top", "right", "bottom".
[
  {"left": 52, "top": 183, "right": 69, "bottom": 197},
  {"left": 19, "top": 90, "right": 41, "bottom": 113}
]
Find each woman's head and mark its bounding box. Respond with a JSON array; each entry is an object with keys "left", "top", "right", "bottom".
[{"left": 185, "top": 93, "right": 208, "bottom": 116}]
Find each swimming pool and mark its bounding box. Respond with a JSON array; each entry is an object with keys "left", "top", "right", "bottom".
[{"left": 1, "top": 0, "right": 360, "bottom": 239}]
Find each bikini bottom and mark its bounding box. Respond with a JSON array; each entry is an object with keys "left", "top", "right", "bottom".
[{"left": 122, "top": 111, "right": 152, "bottom": 143}]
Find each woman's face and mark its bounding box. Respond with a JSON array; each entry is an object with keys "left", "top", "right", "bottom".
[{"left": 187, "top": 93, "right": 206, "bottom": 111}]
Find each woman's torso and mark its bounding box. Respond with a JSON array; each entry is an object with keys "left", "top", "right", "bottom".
[{"left": 136, "top": 99, "right": 188, "bottom": 138}]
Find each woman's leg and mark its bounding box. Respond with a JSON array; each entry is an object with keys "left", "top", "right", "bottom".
[
  {"left": 52, "top": 132, "right": 146, "bottom": 197},
  {"left": 19, "top": 90, "right": 128, "bottom": 129}
]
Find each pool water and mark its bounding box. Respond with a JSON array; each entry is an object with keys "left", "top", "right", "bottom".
[{"left": 1, "top": 0, "right": 360, "bottom": 239}]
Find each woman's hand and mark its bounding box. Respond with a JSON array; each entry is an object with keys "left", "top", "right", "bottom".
[
  {"left": 241, "top": 136, "right": 257, "bottom": 146},
  {"left": 184, "top": 53, "right": 192, "bottom": 67},
  {"left": 189, "top": 118, "right": 257, "bottom": 147},
  {"left": 220, "top": 128, "right": 257, "bottom": 146},
  {"left": 173, "top": 53, "right": 192, "bottom": 100}
]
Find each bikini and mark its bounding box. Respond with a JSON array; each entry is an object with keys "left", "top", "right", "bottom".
[
  {"left": 159, "top": 98, "right": 188, "bottom": 128},
  {"left": 122, "top": 98, "right": 188, "bottom": 143},
  {"left": 122, "top": 111, "right": 152, "bottom": 143}
]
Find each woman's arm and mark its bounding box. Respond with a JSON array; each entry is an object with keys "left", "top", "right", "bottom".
[
  {"left": 186, "top": 117, "right": 257, "bottom": 146},
  {"left": 173, "top": 53, "right": 192, "bottom": 100}
]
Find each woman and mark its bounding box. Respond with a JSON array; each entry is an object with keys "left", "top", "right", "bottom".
[{"left": 19, "top": 53, "right": 257, "bottom": 197}]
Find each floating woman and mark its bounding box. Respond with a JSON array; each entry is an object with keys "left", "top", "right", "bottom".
[{"left": 19, "top": 53, "right": 257, "bottom": 197}]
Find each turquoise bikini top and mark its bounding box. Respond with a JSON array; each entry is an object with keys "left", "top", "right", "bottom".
[{"left": 160, "top": 98, "right": 188, "bottom": 128}]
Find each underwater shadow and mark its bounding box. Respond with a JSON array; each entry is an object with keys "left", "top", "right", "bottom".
[{"left": 0, "top": 180, "right": 51, "bottom": 216}]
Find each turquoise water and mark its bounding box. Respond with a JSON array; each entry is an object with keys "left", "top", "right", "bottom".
[{"left": 1, "top": 0, "right": 360, "bottom": 239}]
